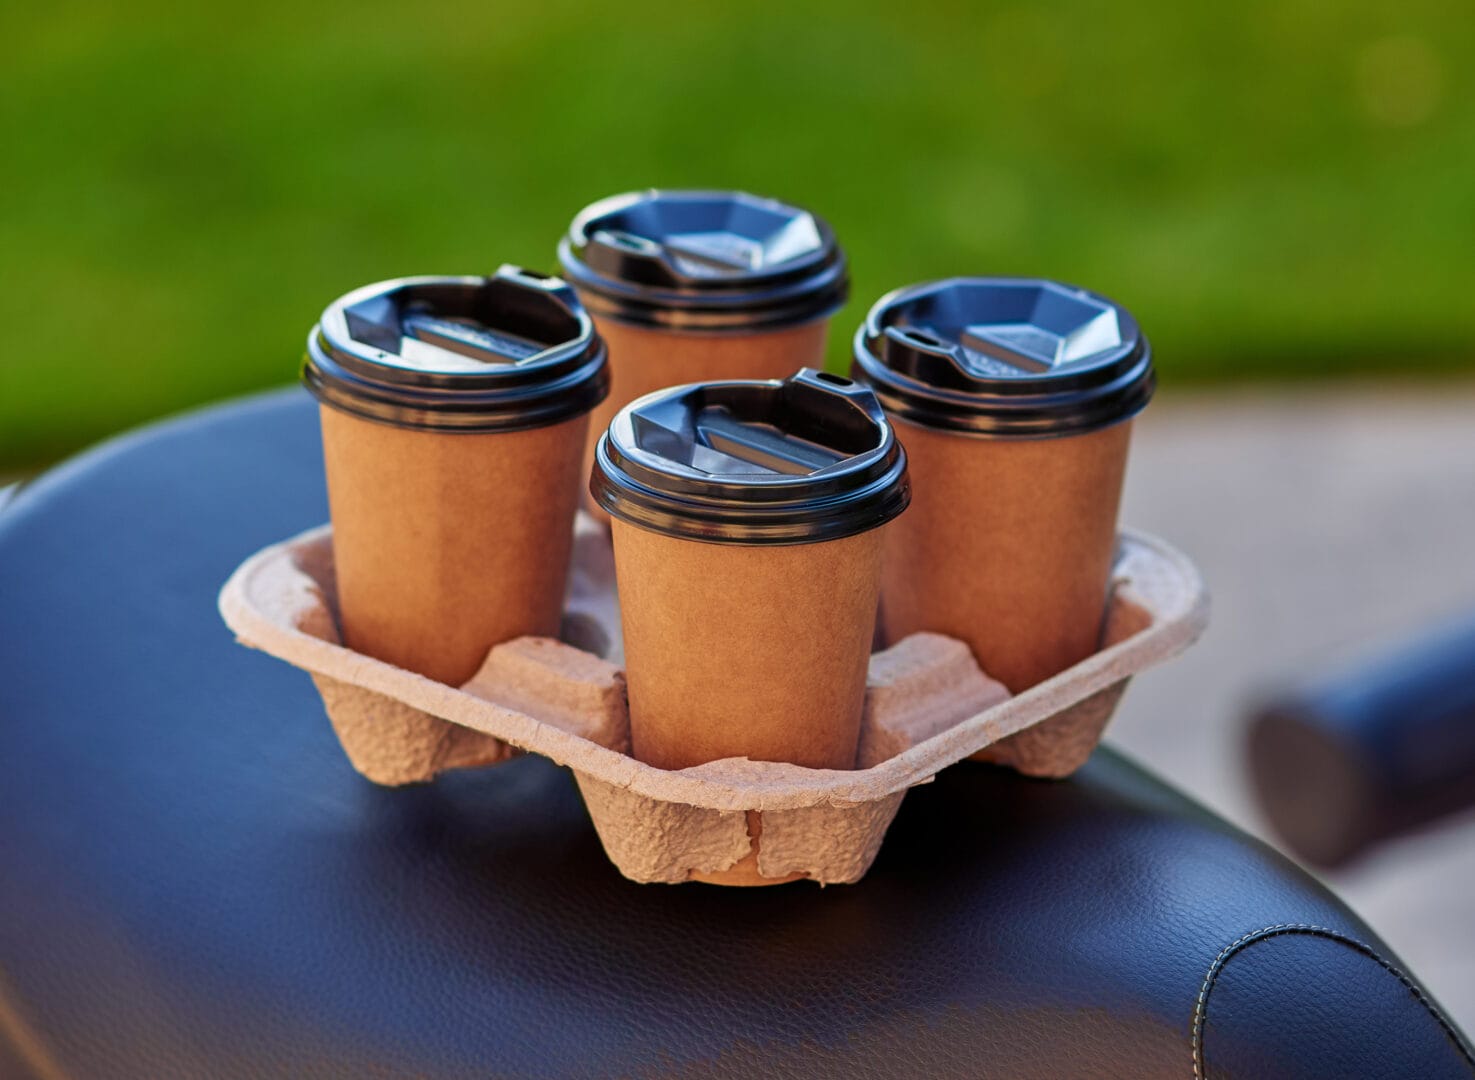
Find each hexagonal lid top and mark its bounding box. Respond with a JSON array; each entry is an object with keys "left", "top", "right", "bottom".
[
  {"left": 882, "top": 280, "right": 1127, "bottom": 378},
  {"left": 558, "top": 191, "right": 848, "bottom": 332},
  {"left": 590, "top": 369, "right": 909, "bottom": 545},
  {"left": 851, "top": 278, "right": 1154, "bottom": 438},
  {"left": 326, "top": 268, "right": 591, "bottom": 376},
  {"left": 595, "top": 208, "right": 824, "bottom": 282},
  {"left": 303, "top": 267, "right": 609, "bottom": 434}
]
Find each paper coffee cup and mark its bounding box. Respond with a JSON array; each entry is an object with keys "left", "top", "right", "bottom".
[
  {"left": 851, "top": 278, "right": 1155, "bottom": 699},
  {"left": 558, "top": 190, "right": 849, "bottom": 520},
  {"left": 303, "top": 267, "right": 609, "bottom": 686},
  {"left": 590, "top": 369, "right": 909, "bottom": 883}
]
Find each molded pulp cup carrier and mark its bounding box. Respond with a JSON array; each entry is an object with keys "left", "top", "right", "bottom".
[
  {"left": 219, "top": 515, "right": 1208, "bottom": 885},
  {"left": 213, "top": 227, "right": 1207, "bottom": 887}
]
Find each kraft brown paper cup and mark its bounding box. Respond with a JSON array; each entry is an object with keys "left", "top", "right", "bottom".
[
  {"left": 579, "top": 318, "right": 830, "bottom": 520},
  {"left": 612, "top": 519, "right": 885, "bottom": 772},
  {"left": 303, "top": 270, "right": 609, "bottom": 688},
  {"left": 881, "top": 417, "right": 1131, "bottom": 694},
  {"left": 852, "top": 277, "right": 1155, "bottom": 768},
  {"left": 591, "top": 369, "right": 909, "bottom": 884},
  {"left": 612, "top": 511, "right": 886, "bottom": 887},
  {"left": 321, "top": 406, "right": 590, "bottom": 685},
  {"left": 558, "top": 189, "right": 851, "bottom": 523}
]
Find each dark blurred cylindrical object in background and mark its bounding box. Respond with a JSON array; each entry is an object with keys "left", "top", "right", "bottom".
[{"left": 1249, "top": 613, "right": 1475, "bottom": 867}]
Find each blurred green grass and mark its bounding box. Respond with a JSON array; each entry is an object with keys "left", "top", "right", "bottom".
[{"left": 2, "top": 0, "right": 1472, "bottom": 470}]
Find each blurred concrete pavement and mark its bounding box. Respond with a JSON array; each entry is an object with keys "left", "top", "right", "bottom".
[{"left": 1114, "top": 383, "right": 1475, "bottom": 1028}]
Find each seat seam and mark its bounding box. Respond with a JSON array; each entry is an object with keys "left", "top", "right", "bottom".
[{"left": 1191, "top": 921, "right": 1475, "bottom": 1080}]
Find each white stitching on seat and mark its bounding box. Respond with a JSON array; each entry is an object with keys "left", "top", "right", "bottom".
[{"left": 1191, "top": 922, "right": 1475, "bottom": 1079}]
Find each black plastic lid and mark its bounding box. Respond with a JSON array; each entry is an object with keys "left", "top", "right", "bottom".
[
  {"left": 850, "top": 277, "right": 1155, "bottom": 438},
  {"left": 303, "top": 266, "right": 609, "bottom": 433},
  {"left": 590, "top": 369, "right": 909, "bottom": 545},
  {"left": 557, "top": 190, "right": 849, "bottom": 333}
]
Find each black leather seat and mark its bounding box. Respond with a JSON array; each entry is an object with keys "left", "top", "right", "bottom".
[{"left": 0, "top": 389, "right": 1470, "bottom": 1080}]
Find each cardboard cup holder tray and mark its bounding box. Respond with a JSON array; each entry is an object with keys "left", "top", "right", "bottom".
[{"left": 219, "top": 516, "right": 1208, "bottom": 885}]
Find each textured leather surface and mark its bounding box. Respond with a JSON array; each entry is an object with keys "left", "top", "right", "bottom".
[
  {"left": 1195, "top": 926, "right": 1473, "bottom": 1080},
  {"left": 0, "top": 388, "right": 1470, "bottom": 1080}
]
